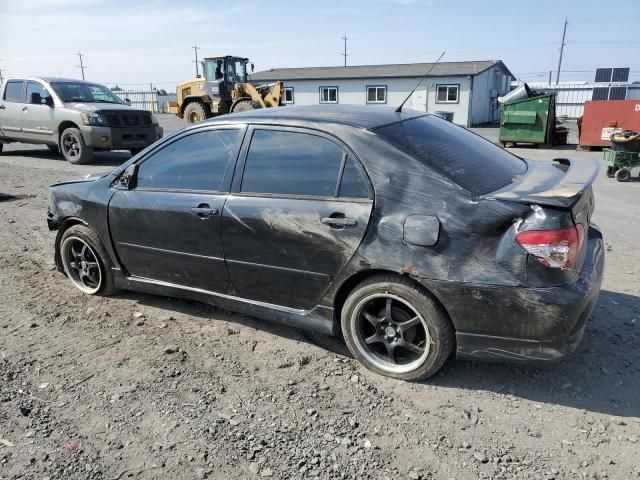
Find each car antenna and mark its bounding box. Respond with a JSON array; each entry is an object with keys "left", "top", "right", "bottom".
[{"left": 395, "top": 51, "right": 446, "bottom": 113}]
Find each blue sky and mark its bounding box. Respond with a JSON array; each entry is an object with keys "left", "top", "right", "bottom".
[{"left": 0, "top": 0, "right": 638, "bottom": 89}]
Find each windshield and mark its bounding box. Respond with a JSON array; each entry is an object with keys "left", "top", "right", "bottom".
[
  {"left": 50, "top": 82, "right": 124, "bottom": 104},
  {"left": 375, "top": 115, "right": 527, "bottom": 196}
]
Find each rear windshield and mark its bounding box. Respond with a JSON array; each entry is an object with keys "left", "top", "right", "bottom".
[{"left": 375, "top": 115, "right": 527, "bottom": 196}]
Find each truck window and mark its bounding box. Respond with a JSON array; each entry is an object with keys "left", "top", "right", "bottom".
[{"left": 3, "top": 80, "right": 24, "bottom": 103}]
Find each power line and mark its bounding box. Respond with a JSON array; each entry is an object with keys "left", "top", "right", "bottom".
[
  {"left": 76, "top": 52, "right": 86, "bottom": 80},
  {"left": 341, "top": 35, "right": 348, "bottom": 67},
  {"left": 192, "top": 45, "right": 200, "bottom": 77}
]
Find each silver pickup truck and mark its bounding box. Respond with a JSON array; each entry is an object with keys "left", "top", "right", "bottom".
[{"left": 0, "top": 77, "right": 163, "bottom": 164}]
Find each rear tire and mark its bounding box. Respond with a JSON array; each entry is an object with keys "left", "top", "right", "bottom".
[
  {"left": 615, "top": 168, "right": 631, "bottom": 182},
  {"left": 606, "top": 166, "right": 615, "bottom": 178},
  {"left": 183, "top": 101, "right": 209, "bottom": 124},
  {"left": 340, "top": 274, "right": 454, "bottom": 381},
  {"left": 60, "top": 128, "right": 93, "bottom": 164},
  {"left": 231, "top": 98, "right": 262, "bottom": 113},
  {"left": 59, "top": 224, "right": 116, "bottom": 296}
]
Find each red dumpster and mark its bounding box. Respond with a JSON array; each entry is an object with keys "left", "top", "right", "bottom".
[{"left": 578, "top": 99, "right": 640, "bottom": 150}]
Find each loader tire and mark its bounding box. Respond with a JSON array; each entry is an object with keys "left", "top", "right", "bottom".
[
  {"left": 183, "top": 101, "right": 209, "bottom": 124},
  {"left": 231, "top": 98, "right": 262, "bottom": 113}
]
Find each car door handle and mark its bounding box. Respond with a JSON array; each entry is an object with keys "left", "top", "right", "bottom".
[
  {"left": 190, "top": 204, "right": 219, "bottom": 219},
  {"left": 321, "top": 216, "right": 357, "bottom": 227},
  {"left": 22, "top": 106, "right": 28, "bottom": 112}
]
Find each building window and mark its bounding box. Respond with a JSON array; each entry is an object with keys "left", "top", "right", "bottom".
[
  {"left": 436, "top": 84, "right": 459, "bottom": 103},
  {"left": 366, "top": 85, "right": 387, "bottom": 104},
  {"left": 283, "top": 87, "right": 294, "bottom": 104},
  {"left": 319, "top": 86, "right": 338, "bottom": 104}
]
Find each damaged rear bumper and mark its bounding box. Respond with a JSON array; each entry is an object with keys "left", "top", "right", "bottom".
[{"left": 434, "top": 226, "right": 605, "bottom": 363}]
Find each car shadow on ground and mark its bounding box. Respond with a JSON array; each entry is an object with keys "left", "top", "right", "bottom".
[
  {"left": 2, "top": 147, "right": 130, "bottom": 167},
  {"left": 429, "top": 289, "right": 640, "bottom": 418},
  {"left": 120, "top": 289, "right": 639, "bottom": 418}
]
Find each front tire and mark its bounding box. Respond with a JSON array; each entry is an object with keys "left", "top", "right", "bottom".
[
  {"left": 59, "top": 225, "right": 116, "bottom": 296},
  {"left": 60, "top": 128, "right": 93, "bottom": 164},
  {"left": 183, "top": 101, "right": 209, "bottom": 124},
  {"left": 341, "top": 274, "right": 454, "bottom": 381}
]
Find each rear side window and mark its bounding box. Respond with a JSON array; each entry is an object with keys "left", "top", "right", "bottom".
[
  {"left": 136, "top": 129, "right": 241, "bottom": 191},
  {"left": 241, "top": 130, "right": 344, "bottom": 196},
  {"left": 375, "top": 115, "right": 527, "bottom": 196},
  {"left": 3, "top": 81, "right": 24, "bottom": 102},
  {"left": 339, "top": 156, "right": 370, "bottom": 198}
]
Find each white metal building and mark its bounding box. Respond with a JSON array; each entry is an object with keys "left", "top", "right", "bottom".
[{"left": 251, "top": 60, "right": 514, "bottom": 127}]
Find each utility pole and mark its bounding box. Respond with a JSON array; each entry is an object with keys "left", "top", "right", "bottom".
[
  {"left": 77, "top": 52, "right": 86, "bottom": 80},
  {"left": 0, "top": 68, "right": 4, "bottom": 84},
  {"left": 193, "top": 45, "right": 201, "bottom": 77},
  {"left": 341, "top": 35, "right": 348, "bottom": 67},
  {"left": 548, "top": 70, "right": 552, "bottom": 86},
  {"left": 555, "top": 19, "right": 568, "bottom": 85}
]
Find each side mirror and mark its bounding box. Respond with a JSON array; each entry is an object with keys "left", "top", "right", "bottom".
[
  {"left": 119, "top": 164, "right": 138, "bottom": 189},
  {"left": 45, "top": 96, "right": 54, "bottom": 107},
  {"left": 124, "top": 98, "right": 132, "bottom": 106},
  {"left": 31, "top": 92, "right": 42, "bottom": 105}
]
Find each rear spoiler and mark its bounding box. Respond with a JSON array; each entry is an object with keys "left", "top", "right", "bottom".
[{"left": 485, "top": 158, "right": 600, "bottom": 209}]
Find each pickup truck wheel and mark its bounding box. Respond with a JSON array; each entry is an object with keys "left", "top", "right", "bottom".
[
  {"left": 61, "top": 128, "right": 93, "bottom": 164},
  {"left": 0, "top": 143, "right": 3, "bottom": 154},
  {"left": 47, "top": 144, "right": 59, "bottom": 154}
]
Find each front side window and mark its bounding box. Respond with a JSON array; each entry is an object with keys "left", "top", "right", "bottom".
[
  {"left": 283, "top": 87, "right": 294, "bottom": 104},
  {"left": 319, "top": 86, "right": 338, "bottom": 104},
  {"left": 436, "top": 85, "right": 459, "bottom": 103},
  {"left": 136, "top": 129, "right": 241, "bottom": 191},
  {"left": 26, "top": 81, "right": 53, "bottom": 105},
  {"left": 3, "top": 80, "right": 24, "bottom": 103},
  {"left": 367, "top": 86, "right": 387, "bottom": 104},
  {"left": 241, "top": 130, "right": 344, "bottom": 196}
]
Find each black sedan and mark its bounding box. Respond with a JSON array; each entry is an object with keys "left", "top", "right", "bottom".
[{"left": 47, "top": 106, "right": 604, "bottom": 380}]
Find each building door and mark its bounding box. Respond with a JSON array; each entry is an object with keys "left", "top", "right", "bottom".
[{"left": 411, "top": 89, "right": 427, "bottom": 112}]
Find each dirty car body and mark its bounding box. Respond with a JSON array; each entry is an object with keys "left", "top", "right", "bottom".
[{"left": 47, "top": 106, "right": 604, "bottom": 379}]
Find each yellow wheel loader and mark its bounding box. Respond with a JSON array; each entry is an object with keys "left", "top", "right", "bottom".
[{"left": 168, "top": 55, "right": 284, "bottom": 124}]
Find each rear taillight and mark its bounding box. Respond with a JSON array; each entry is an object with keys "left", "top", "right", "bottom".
[{"left": 516, "top": 224, "right": 585, "bottom": 269}]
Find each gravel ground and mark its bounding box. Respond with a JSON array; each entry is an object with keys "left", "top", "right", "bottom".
[{"left": 0, "top": 115, "right": 639, "bottom": 480}]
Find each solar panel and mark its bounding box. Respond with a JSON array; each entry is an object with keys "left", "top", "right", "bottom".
[
  {"left": 592, "top": 87, "right": 609, "bottom": 100},
  {"left": 612, "top": 67, "right": 630, "bottom": 83},
  {"left": 609, "top": 86, "right": 627, "bottom": 100},
  {"left": 595, "top": 68, "right": 612, "bottom": 83}
]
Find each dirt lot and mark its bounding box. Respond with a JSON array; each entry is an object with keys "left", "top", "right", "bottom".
[{"left": 1, "top": 116, "right": 638, "bottom": 480}]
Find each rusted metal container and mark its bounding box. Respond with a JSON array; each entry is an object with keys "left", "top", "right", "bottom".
[{"left": 578, "top": 99, "right": 640, "bottom": 150}]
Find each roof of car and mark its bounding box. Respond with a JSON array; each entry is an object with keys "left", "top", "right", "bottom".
[
  {"left": 39, "top": 77, "right": 93, "bottom": 83},
  {"left": 204, "top": 105, "right": 426, "bottom": 130}
]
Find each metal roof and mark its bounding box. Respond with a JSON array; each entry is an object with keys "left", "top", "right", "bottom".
[
  {"left": 203, "top": 105, "right": 425, "bottom": 130},
  {"left": 251, "top": 60, "right": 513, "bottom": 82}
]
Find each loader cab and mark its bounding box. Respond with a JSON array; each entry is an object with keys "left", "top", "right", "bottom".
[{"left": 203, "top": 56, "right": 249, "bottom": 100}]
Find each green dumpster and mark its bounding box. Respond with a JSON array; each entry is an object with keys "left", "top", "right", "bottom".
[{"left": 499, "top": 94, "right": 557, "bottom": 147}]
